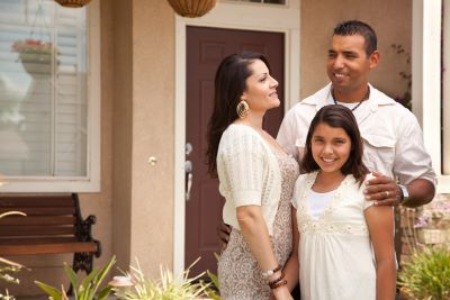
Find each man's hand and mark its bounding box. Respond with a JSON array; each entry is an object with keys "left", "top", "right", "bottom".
[
  {"left": 364, "top": 172, "right": 401, "bottom": 207},
  {"left": 217, "top": 222, "right": 232, "bottom": 250}
]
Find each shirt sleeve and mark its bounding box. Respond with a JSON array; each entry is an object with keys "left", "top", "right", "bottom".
[
  {"left": 393, "top": 112, "right": 437, "bottom": 186},
  {"left": 219, "top": 130, "right": 265, "bottom": 207},
  {"left": 291, "top": 174, "right": 308, "bottom": 209}
]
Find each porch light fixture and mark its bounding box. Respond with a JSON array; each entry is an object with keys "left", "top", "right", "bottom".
[
  {"left": 54, "top": 0, "right": 92, "bottom": 8},
  {"left": 167, "top": 0, "right": 217, "bottom": 18}
]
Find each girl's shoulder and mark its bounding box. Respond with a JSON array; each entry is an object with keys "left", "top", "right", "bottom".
[{"left": 294, "top": 172, "right": 318, "bottom": 188}]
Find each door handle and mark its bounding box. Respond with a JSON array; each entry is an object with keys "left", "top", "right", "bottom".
[{"left": 185, "top": 160, "right": 193, "bottom": 201}]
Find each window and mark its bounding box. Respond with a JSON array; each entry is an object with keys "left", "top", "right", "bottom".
[{"left": 0, "top": 0, "right": 99, "bottom": 192}]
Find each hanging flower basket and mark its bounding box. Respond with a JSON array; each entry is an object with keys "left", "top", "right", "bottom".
[
  {"left": 54, "top": 0, "right": 92, "bottom": 8},
  {"left": 11, "top": 39, "right": 56, "bottom": 76},
  {"left": 167, "top": 0, "right": 217, "bottom": 18}
]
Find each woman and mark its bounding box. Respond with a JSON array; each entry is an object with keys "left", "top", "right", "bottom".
[{"left": 206, "top": 52, "right": 298, "bottom": 299}]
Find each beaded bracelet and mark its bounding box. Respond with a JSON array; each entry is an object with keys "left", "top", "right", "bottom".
[
  {"left": 269, "top": 279, "right": 288, "bottom": 290},
  {"left": 268, "top": 271, "right": 285, "bottom": 286},
  {"left": 261, "top": 264, "right": 282, "bottom": 278}
]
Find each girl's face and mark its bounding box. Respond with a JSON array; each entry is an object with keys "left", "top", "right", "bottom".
[
  {"left": 311, "top": 122, "right": 351, "bottom": 176},
  {"left": 241, "top": 59, "right": 279, "bottom": 114}
]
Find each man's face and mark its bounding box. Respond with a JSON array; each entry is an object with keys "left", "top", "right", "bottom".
[{"left": 326, "top": 34, "right": 379, "bottom": 96}]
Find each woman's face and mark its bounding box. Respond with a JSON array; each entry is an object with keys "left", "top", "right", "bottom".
[
  {"left": 311, "top": 122, "right": 351, "bottom": 176},
  {"left": 241, "top": 59, "right": 279, "bottom": 115}
]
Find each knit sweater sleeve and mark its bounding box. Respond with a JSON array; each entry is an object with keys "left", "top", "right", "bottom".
[{"left": 218, "top": 126, "right": 265, "bottom": 207}]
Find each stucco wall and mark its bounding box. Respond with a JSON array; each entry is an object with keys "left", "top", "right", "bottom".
[
  {"left": 300, "top": 0, "right": 412, "bottom": 101},
  {"left": 128, "top": 0, "right": 175, "bottom": 277},
  {"left": 109, "top": 0, "right": 175, "bottom": 279}
]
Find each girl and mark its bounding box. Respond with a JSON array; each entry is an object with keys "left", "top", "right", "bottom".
[{"left": 290, "top": 105, "right": 396, "bottom": 299}]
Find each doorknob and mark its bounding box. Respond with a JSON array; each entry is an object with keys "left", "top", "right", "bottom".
[
  {"left": 185, "top": 160, "right": 193, "bottom": 201},
  {"left": 185, "top": 142, "right": 194, "bottom": 201}
]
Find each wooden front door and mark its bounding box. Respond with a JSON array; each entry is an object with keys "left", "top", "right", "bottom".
[{"left": 185, "top": 26, "right": 285, "bottom": 276}]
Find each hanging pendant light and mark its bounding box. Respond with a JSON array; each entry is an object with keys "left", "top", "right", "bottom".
[
  {"left": 167, "top": 0, "right": 217, "bottom": 18},
  {"left": 54, "top": 0, "right": 92, "bottom": 8}
]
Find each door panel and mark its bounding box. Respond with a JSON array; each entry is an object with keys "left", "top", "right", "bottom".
[{"left": 185, "top": 26, "right": 285, "bottom": 276}]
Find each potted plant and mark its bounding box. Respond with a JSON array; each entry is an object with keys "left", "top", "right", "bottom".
[
  {"left": 398, "top": 246, "right": 450, "bottom": 300},
  {"left": 11, "top": 38, "right": 56, "bottom": 76}
]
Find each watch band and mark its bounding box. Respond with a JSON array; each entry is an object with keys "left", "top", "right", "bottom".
[{"left": 398, "top": 184, "right": 409, "bottom": 205}]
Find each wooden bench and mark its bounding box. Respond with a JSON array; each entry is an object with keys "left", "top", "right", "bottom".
[{"left": 0, "top": 193, "right": 101, "bottom": 276}]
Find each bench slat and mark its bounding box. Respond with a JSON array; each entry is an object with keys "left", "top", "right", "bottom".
[
  {"left": 0, "top": 237, "right": 79, "bottom": 245},
  {"left": 0, "top": 242, "right": 98, "bottom": 256},
  {"left": 0, "top": 226, "right": 76, "bottom": 236},
  {"left": 0, "top": 216, "right": 75, "bottom": 226},
  {"left": 0, "top": 195, "right": 75, "bottom": 207},
  {"left": 0, "top": 207, "right": 75, "bottom": 215}
]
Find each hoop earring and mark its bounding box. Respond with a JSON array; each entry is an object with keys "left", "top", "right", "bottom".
[{"left": 236, "top": 100, "right": 249, "bottom": 119}]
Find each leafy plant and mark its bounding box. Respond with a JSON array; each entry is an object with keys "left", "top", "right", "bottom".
[
  {"left": 110, "top": 257, "right": 219, "bottom": 300},
  {"left": 204, "top": 270, "right": 221, "bottom": 300},
  {"left": 398, "top": 246, "right": 450, "bottom": 300},
  {"left": 35, "top": 255, "right": 116, "bottom": 300}
]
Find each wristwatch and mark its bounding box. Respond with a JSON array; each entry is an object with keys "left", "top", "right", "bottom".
[{"left": 398, "top": 184, "right": 409, "bottom": 205}]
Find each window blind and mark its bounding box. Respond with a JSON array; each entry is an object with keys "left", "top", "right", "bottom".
[{"left": 0, "top": 0, "right": 87, "bottom": 177}]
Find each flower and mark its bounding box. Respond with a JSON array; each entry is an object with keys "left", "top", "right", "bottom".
[
  {"left": 11, "top": 39, "right": 54, "bottom": 55},
  {"left": 414, "top": 199, "right": 450, "bottom": 230}
]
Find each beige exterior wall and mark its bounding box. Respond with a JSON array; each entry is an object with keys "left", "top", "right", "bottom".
[
  {"left": 107, "top": 0, "right": 176, "bottom": 278},
  {"left": 128, "top": 0, "right": 175, "bottom": 276},
  {"left": 300, "top": 0, "right": 412, "bottom": 100}
]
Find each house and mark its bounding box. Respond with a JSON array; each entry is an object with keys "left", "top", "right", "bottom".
[{"left": 0, "top": 0, "right": 448, "bottom": 297}]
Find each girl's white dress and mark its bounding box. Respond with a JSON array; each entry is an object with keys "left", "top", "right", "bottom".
[{"left": 291, "top": 172, "right": 377, "bottom": 300}]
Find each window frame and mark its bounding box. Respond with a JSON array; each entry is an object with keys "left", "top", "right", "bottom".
[
  {"left": 0, "top": 0, "right": 100, "bottom": 193},
  {"left": 412, "top": 0, "right": 449, "bottom": 193}
]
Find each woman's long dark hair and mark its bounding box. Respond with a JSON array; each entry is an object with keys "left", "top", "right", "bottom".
[
  {"left": 206, "top": 51, "right": 270, "bottom": 176},
  {"left": 300, "top": 105, "right": 369, "bottom": 184}
]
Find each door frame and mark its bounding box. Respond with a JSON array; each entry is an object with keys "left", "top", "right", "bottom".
[{"left": 173, "top": 0, "right": 301, "bottom": 275}]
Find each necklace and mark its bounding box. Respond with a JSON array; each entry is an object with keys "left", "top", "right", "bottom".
[{"left": 331, "top": 87, "right": 370, "bottom": 111}]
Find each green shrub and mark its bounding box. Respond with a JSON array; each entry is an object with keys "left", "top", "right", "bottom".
[{"left": 398, "top": 246, "right": 450, "bottom": 300}]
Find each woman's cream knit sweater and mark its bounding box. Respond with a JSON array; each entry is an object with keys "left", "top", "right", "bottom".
[{"left": 217, "top": 123, "right": 282, "bottom": 235}]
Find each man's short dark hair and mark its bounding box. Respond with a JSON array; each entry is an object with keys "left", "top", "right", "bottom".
[{"left": 333, "top": 20, "right": 377, "bottom": 56}]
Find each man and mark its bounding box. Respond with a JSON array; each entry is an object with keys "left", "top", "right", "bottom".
[
  {"left": 277, "top": 20, "right": 436, "bottom": 208},
  {"left": 218, "top": 20, "right": 437, "bottom": 298}
]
